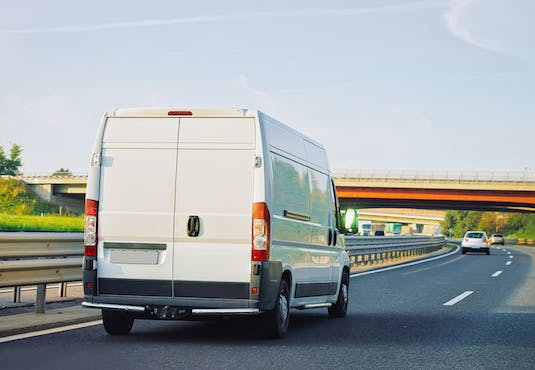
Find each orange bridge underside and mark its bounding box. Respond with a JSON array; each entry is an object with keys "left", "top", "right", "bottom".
[{"left": 336, "top": 186, "right": 535, "bottom": 212}]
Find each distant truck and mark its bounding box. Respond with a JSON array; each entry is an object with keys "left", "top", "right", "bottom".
[
  {"left": 385, "top": 223, "right": 402, "bottom": 235},
  {"left": 358, "top": 220, "right": 372, "bottom": 236}
]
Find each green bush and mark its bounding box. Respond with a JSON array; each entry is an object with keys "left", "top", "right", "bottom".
[
  {"left": 0, "top": 179, "right": 57, "bottom": 215},
  {"left": 442, "top": 210, "right": 535, "bottom": 239},
  {"left": 0, "top": 213, "right": 83, "bottom": 232}
]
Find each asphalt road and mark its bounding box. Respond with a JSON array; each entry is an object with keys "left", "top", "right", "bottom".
[{"left": 1, "top": 245, "right": 534, "bottom": 369}]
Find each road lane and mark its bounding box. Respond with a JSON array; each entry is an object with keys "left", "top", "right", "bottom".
[{"left": 1, "top": 245, "right": 534, "bottom": 369}]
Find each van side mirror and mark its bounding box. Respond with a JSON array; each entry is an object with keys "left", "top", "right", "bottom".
[{"left": 328, "top": 228, "right": 338, "bottom": 246}]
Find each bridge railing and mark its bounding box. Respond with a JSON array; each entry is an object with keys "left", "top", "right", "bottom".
[
  {"left": 0, "top": 232, "right": 84, "bottom": 313},
  {"left": 344, "top": 235, "right": 447, "bottom": 268},
  {"left": 334, "top": 169, "right": 535, "bottom": 183}
]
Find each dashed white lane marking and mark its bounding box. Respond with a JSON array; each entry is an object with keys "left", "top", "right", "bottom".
[
  {"left": 350, "top": 246, "right": 460, "bottom": 278},
  {"left": 443, "top": 291, "right": 474, "bottom": 306},
  {"left": 0, "top": 320, "right": 102, "bottom": 344},
  {"left": 491, "top": 270, "right": 503, "bottom": 278},
  {"left": 502, "top": 249, "right": 506, "bottom": 252},
  {"left": 506, "top": 261, "right": 512, "bottom": 266},
  {"left": 507, "top": 252, "right": 511, "bottom": 255},
  {"left": 509, "top": 256, "right": 514, "bottom": 259}
]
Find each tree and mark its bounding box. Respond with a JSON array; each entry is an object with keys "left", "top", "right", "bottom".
[
  {"left": 477, "top": 212, "right": 499, "bottom": 235},
  {"left": 0, "top": 144, "right": 23, "bottom": 176},
  {"left": 441, "top": 211, "right": 457, "bottom": 237},
  {"left": 441, "top": 210, "right": 483, "bottom": 238}
]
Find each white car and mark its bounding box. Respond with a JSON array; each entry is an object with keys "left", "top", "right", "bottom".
[
  {"left": 461, "top": 231, "right": 490, "bottom": 255},
  {"left": 490, "top": 233, "right": 505, "bottom": 246}
]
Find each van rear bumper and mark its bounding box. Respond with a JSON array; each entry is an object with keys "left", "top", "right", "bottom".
[
  {"left": 83, "top": 294, "right": 259, "bottom": 310},
  {"left": 82, "top": 301, "right": 260, "bottom": 315}
]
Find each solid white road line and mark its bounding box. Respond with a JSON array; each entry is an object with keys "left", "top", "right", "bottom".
[
  {"left": 506, "top": 261, "right": 512, "bottom": 266},
  {"left": 350, "top": 245, "right": 460, "bottom": 278},
  {"left": 491, "top": 270, "right": 503, "bottom": 278},
  {"left": 0, "top": 320, "right": 102, "bottom": 344},
  {"left": 443, "top": 291, "right": 474, "bottom": 306}
]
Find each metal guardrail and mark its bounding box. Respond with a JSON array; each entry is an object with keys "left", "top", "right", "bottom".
[
  {"left": 344, "top": 235, "right": 447, "bottom": 267},
  {"left": 505, "top": 238, "right": 535, "bottom": 246},
  {"left": 0, "top": 232, "right": 83, "bottom": 313},
  {"left": 6, "top": 233, "right": 531, "bottom": 311}
]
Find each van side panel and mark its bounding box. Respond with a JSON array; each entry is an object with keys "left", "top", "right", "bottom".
[{"left": 260, "top": 114, "right": 338, "bottom": 304}]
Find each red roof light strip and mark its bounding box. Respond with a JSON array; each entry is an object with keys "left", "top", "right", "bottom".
[{"left": 168, "top": 111, "right": 193, "bottom": 116}]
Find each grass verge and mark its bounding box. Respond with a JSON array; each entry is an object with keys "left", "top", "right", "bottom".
[{"left": 0, "top": 214, "right": 84, "bottom": 232}]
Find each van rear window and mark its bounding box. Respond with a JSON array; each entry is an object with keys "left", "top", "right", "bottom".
[{"left": 466, "top": 232, "right": 484, "bottom": 238}]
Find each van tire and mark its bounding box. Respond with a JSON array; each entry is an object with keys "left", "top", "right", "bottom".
[
  {"left": 263, "top": 278, "right": 290, "bottom": 339},
  {"left": 102, "top": 309, "right": 134, "bottom": 335},
  {"left": 328, "top": 271, "right": 349, "bottom": 318}
]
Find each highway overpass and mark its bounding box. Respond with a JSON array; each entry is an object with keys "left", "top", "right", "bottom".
[
  {"left": 335, "top": 170, "right": 535, "bottom": 213},
  {"left": 14, "top": 169, "right": 535, "bottom": 214}
]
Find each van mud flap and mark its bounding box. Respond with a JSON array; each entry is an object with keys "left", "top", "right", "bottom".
[{"left": 258, "top": 261, "right": 283, "bottom": 311}]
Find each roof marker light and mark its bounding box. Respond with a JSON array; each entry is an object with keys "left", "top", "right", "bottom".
[{"left": 168, "top": 111, "right": 192, "bottom": 116}]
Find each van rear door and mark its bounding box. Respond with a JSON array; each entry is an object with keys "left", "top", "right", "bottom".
[
  {"left": 97, "top": 117, "right": 178, "bottom": 297},
  {"left": 172, "top": 117, "right": 256, "bottom": 300}
]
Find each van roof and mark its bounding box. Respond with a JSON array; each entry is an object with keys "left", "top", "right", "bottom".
[{"left": 111, "top": 108, "right": 258, "bottom": 118}]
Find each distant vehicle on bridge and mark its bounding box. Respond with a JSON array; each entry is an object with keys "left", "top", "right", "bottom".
[
  {"left": 358, "top": 220, "right": 372, "bottom": 236},
  {"left": 82, "top": 108, "right": 350, "bottom": 339},
  {"left": 385, "top": 222, "right": 402, "bottom": 236}
]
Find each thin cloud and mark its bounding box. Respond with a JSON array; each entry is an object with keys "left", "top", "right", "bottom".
[
  {"left": 443, "top": 0, "right": 511, "bottom": 54},
  {"left": 1, "top": 1, "right": 442, "bottom": 35}
]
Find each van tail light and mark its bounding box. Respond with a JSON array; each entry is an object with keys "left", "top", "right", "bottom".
[
  {"left": 464, "top": 238, "right": 469, "bottom": 243},
  {"left": 482, "top": 238, "right": 488, "bottom": 244},
  {"left": 252, "top": 202, "right": 270, "bottom": 261},
  {"left": 84, "top": 199, "right": 98, "bottom": 257}
]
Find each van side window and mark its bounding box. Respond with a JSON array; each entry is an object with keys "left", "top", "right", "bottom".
[
  {"left": 309, "top": 169, "right": 330, "bottom": 245},
  {"left": 330, "top": 179, "right": 342, "bottom": 232},
  {"left": 271, "top": 154, "right": 310, "bottom": 217}
]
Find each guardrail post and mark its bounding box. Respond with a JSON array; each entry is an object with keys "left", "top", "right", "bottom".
[
  {"left": 12, "top": 286, "right": 21, "bottom": 303},
  {"left": 35, "top": 284, "right": 46, "bottom": 313},
  {"left": 58, "top": 282, "right": 68, "bottom": 297}
]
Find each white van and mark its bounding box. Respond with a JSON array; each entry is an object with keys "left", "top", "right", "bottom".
[{"left": 82, "top": 108, "right": 350, "bottom": 338}]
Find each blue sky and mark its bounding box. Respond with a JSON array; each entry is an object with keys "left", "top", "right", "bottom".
[{"left": 1, "top": 0, "right": 534, "bottom": 174}]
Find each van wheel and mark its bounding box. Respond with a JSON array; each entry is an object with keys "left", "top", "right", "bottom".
[
  {"left": 102, "top": 309, "right": 134, "bottom": 335},
  {"left": 263, "top": 279, "right": 290, "bottom": 339},
  {"left": 328, "top": 271, "right": 349, "bottom": 318}
]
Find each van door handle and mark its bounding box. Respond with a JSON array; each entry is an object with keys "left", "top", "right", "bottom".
[{"left": 187, "top": 216, "right": 200, "bottom": 237}]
